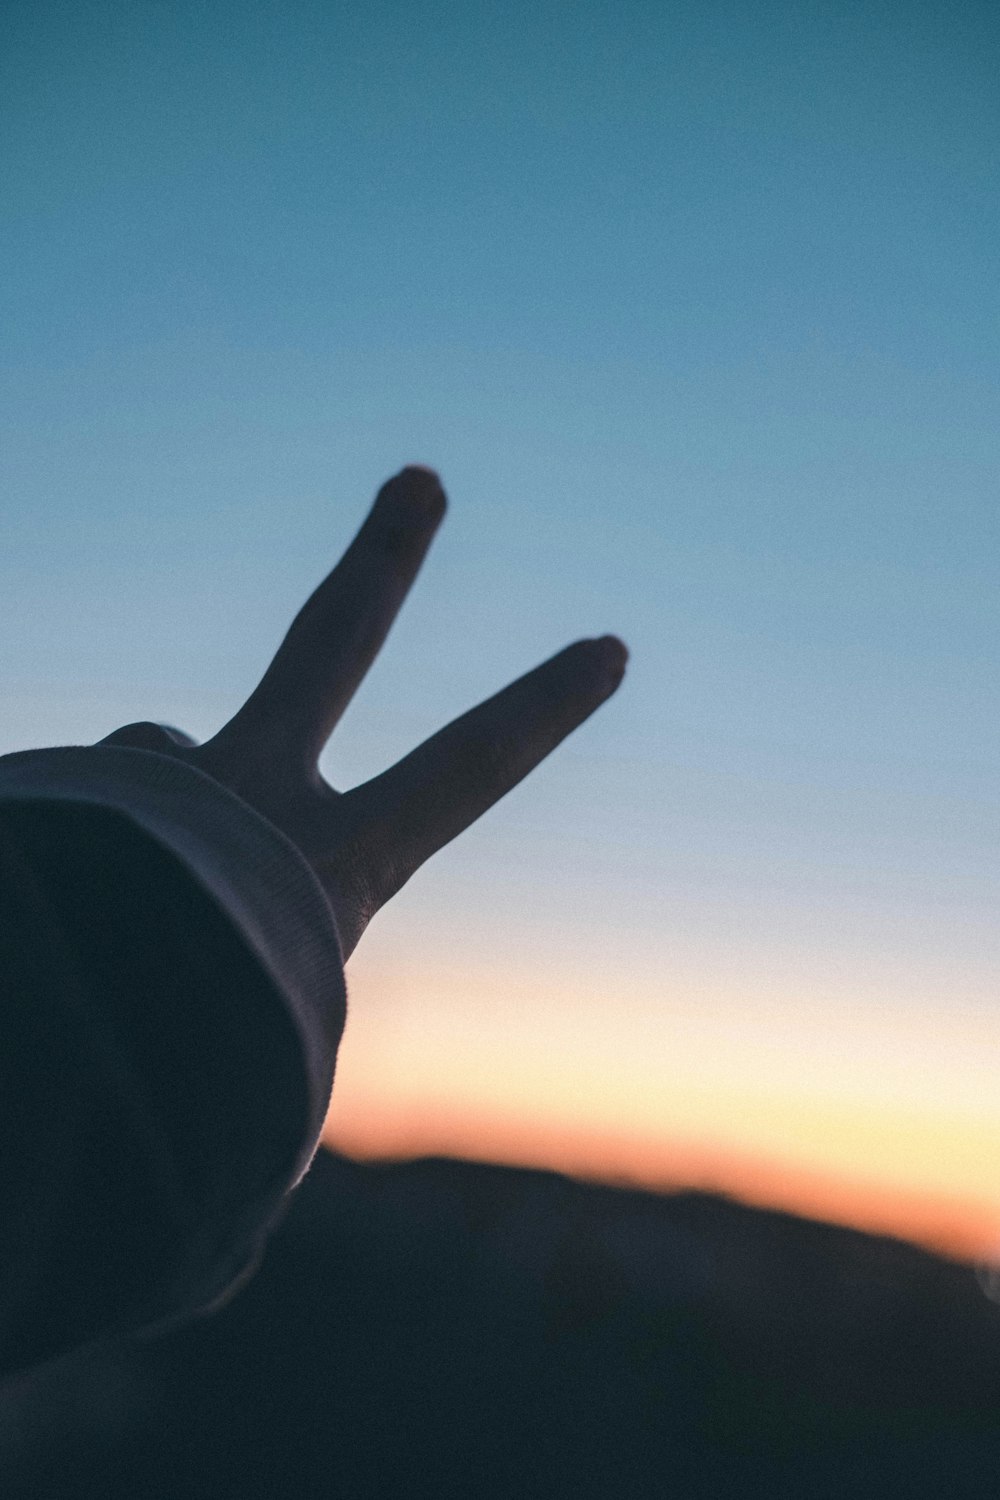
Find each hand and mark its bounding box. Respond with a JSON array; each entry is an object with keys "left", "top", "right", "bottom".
[{"left": 98, "top": 467, "right": 627, "bottom": 960}]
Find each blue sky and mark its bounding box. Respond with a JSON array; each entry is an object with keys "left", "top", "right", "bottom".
[{"left": 3, "top": 0, "right": 999, "bottom": 1234}]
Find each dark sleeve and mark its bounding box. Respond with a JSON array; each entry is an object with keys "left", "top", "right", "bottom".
[{"left": 0, "top": 747, "right": 347, "bottom": 1379}]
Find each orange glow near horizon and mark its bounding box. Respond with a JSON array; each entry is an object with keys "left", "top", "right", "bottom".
[
  {"left": 322, "top": 951, "right": 1000, "bottom": 1265},
  {"left": 325, "top": 1096, "right": 1000, "bottom": 1263}
]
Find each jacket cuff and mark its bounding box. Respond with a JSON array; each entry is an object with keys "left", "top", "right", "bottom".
[{"left": 0, "top": 745, "right": 346, "bottom": 1187}]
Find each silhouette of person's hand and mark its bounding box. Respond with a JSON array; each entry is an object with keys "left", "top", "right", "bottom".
[{"left": 98, "top": 467, "right": 627, "bottom": 959}]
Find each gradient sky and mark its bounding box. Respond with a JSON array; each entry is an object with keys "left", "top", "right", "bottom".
[{"left": 3, "top": 0, "right": 998, "bottom": 1256}]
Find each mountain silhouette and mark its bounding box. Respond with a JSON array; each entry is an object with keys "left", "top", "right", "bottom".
[{"left": 4, "top": 1147, "right": 1000, "bottom": 1498}]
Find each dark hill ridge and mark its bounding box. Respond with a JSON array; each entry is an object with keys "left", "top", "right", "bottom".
[{"left": 4, "top": 1147, "right": 1000, "bottom": 1497}]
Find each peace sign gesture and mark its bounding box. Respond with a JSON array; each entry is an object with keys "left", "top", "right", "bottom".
[{"left": 100, "top": 467, "right": 627, "bottom": 961}]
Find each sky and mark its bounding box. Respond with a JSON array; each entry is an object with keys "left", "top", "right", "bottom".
[{"left": 2, "top": 0, "right": 998, "bottom": 1257}]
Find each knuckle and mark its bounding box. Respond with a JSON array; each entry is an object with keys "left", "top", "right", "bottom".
[{"left": 100, "top": 720, "right": 174, "bottom": 751}]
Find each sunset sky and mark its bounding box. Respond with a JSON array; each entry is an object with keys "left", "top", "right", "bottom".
[{"left": 2, "top": 0, "right": 998, "bottom": 1258}]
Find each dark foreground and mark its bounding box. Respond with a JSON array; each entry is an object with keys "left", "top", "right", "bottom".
[{"left": 4, "top": 1148, "right": 1000, "bottom": 1498}]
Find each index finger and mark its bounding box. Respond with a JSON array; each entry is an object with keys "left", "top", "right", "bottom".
[
  {"left": 342, "top": 635, "right": 628, "bottom": 900},
  {"left": 215, "top": 466, "right": 446, "bottom": 765}
]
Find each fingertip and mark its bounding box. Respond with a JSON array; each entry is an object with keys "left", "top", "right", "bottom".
[
  {"left": 594, "top": 634, "right": 629, "bottom": 673},
  {"left": 581, "top": 634, "right": 629, "bottom": 693},
  {"left": 399, "top": 462, "right": 442, "bottom": 485},
  {"left": 393, "top": 465, "right": 447, "bottom": 522},
  {"left": 368, "top": 466, "right": 447, "bottom": 548},
  {"left": 557, "top": 635, "right": 628, "bottom": 701}
]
